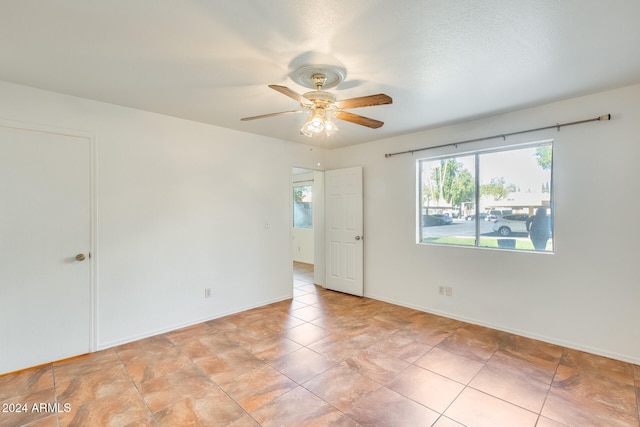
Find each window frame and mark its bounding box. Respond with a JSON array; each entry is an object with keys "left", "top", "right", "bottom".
[
  {"left": 416, "top": 140, "right": 554, "bottom": 252},
  {"left": 292, "top": 183, "right": 313, "bottom": 229}
]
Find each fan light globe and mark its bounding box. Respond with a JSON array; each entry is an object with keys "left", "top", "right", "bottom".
[
  {"left": 324, "top": 119, "right": 338, "bottom": 136},
  {"left": 300, "top": 107, "right": 338, "bottom": 137}
]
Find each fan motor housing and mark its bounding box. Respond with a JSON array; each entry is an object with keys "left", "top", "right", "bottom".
[{"left": 303, "top": 90, "right": 337, "bottom": 108}]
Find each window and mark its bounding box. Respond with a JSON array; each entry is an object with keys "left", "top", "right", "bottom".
[
  {"left": 293, "top": 185, "right": 313, "bottom": 228},
  {"left": 418, "top": 141, "right": 553, "bottom": 252}
]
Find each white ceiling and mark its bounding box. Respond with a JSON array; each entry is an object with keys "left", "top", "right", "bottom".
[{"left": 1, "top": 1, "right": 639, "bottom": 148}]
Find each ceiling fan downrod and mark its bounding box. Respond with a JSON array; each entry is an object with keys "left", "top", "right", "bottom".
[{"left": 311, "top": 73, "right": 327, "bottom": 91}]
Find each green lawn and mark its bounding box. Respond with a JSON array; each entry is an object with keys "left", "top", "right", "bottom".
[{"left": 422, "top": 236, "right": 552, "bottom": 251}]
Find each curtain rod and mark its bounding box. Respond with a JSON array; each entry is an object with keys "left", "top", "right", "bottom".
[{"left": 384, "top": 114, "right": 611, "bottom": 158}]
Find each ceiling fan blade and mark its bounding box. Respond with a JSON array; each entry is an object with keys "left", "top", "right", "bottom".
[
  {"left": 268, "top": 85, "right": 314, "bottom": 106},
  {"left": 241, "top": 110, "right": 303, "bottom": 121},
  {"left": 335, "top": 94, "right": 392, "bottom": 110},
  {"left": 334, "top": 111, "right": 384, "bottom": 129}
]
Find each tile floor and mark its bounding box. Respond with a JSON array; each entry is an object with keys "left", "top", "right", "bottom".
[{"left": 1, "top": 262, "right": 639, "bottom": 426}]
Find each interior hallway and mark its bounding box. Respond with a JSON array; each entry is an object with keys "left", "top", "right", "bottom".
[{"left": 0, "top": 262, "right": 638, "bottom": 426}]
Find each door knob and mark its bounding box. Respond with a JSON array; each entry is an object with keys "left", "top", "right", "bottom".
[
  {"left": 355, "top": 236, "right": 362, "bottom": 241},
  {"left": 75, "top": 254, "right": 86, "bottom": 262}
]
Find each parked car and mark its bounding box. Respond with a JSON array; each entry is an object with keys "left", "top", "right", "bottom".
[
  {"left": 486, "top": 209, "right": 513, "bottom": 221},
  {"left": 489, "top": 209, "right": 513, "bottom": 216},
  {"left": 492, "top": 214, "right": 530, "bottom": 236},
  {"left": 465, "top": 212, "right": 487, "bottom": 221},
  {"left": 423, "top": 214, "right": 453, "bottom": 226}
]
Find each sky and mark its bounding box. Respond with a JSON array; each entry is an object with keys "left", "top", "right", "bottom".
[{"left": 422, "top": 144, "right": 552, "bottom": 195}]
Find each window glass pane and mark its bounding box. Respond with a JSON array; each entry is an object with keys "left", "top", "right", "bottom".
[
  {"left": 419, "top": 155, "right": 477, "bottom": 246},
  {"left": 417, "top": 142, "right": 553, "bottom": 252},
  {"left": 293, "top": 185, "right": 313, "bottom": 228},
  {"left": 478, "top": 145, "right": 553, "bottom": 251}
]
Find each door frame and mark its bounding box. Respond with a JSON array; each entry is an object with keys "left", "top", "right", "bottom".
[
  {"left": 290, "top": 166, "right": 325, "bottom": 287},
  {"left": 0, "top": 118, "right": 98, "bottom": 354}
]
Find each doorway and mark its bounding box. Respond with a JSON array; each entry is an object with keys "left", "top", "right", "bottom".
[{"left": 291, "top": 167, "right": 325, "bottom": 288}]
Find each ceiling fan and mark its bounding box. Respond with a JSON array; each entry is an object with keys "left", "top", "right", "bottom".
[{"left": 241, "top": 65, "right": 392, "bottom": 137}]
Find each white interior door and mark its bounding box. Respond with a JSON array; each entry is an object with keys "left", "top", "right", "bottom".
[
  {"left": 325, "top": 166, "right": 363, "bottom": 296},
  {"left": 0, "top": 125, "right": 92, "bottom": 374}
]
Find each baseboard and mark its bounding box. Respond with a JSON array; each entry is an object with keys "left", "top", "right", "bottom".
[
  {"left": 97, "top": 295, "right": 292, "bottom": 351},
  {"left": 365, "top": 292, "right": 640, "bottom": 366}
]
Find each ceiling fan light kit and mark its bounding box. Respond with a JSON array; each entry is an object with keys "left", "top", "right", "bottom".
[
  {"left": 241, "top": 64, "right": 392, "bottom": 138},
  {"left": 300, "top": 107, "right": 338, "bottom": 137}
]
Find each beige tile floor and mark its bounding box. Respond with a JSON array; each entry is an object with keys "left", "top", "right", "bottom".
[{"left": 1, "top": 261, "right": 639, "bottom": 426}]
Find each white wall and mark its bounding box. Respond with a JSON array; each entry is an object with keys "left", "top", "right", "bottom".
[
  {"left": 327, "top": 84, "right": 640, "bottom": 364},
  {"left": 292, "top": 228, "right": 314, "bottom": 264},
  {"left": 0, "top": 81, "right": 327, "bottom": 349}
]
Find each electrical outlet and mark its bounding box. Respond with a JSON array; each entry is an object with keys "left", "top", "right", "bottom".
[
  {"left": 445, "top": 287, "right": 453, "bottom": 297},
  {"left": 438, "top": 286, "right": 445, "bottom": 295},
  {"left": 204, "top": 288, "right": 212, "bottom": 298}
]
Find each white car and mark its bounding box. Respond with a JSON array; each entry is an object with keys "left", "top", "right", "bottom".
[{"left": 492, "top": 214, "right": 530, "bottom": 236}]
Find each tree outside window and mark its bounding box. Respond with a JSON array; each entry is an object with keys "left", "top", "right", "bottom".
[
  {"left": 293, "top": 185, "right": 313, "bottom": 228},
  {"left": 418, "top": 142, "right": 553, "bottom": 252}
]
